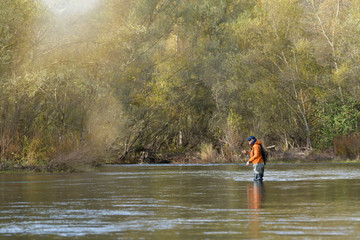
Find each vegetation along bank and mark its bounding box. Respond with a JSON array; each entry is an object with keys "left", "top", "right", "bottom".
[{"left": 1, "top": 0, "right": 360, "bottom": 171}]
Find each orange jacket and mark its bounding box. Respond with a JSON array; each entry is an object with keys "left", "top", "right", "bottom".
[{"left": 247, "top": 140, "right": 264, "bottom": 164}]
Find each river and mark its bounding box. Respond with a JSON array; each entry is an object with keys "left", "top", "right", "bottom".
[{"left": 1, "top": 163, "right": 360, "bottom": 239}]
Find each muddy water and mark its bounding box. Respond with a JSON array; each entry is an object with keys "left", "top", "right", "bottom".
[{"left": 0, "top": 163, "right": 360, "bottom": 239}]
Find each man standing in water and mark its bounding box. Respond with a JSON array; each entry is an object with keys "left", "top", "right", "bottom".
[{"left": 242, "top": 136, "right": 265, "bottom": 181}]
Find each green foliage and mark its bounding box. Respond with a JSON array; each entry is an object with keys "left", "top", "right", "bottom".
[
  {"left": 2, "top": 0, "right": 360, "bottom": 165},
  {"left": 313, "top": 97, "right": 360, "bottom": 149}
]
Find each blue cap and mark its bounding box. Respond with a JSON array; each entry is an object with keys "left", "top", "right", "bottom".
[{"left": 247, "top": 136, "right": 256, "bottom": 141}]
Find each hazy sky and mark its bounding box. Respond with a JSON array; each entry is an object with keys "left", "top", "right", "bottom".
[{"left": 40, "top": 0, "right": 100, "bottom": 16}]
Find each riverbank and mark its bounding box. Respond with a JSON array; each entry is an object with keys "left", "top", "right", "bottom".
[
  {"left": 0, "top": 148, "right": 102, "bottom": 173},
  {"left": 1, "top": 148, "right": 359, "bottom": 174},
  {"left": 1, "top": 158, "right": 359, "bottom": 174}
]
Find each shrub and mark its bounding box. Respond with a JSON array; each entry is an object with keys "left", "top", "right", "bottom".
[
  {"left": 334, "top": 134, "right": 360, "bottom": 159},
  {"left": 200, "top": 143, "right": 218, "bottom": 163},
  {"left": 313, "top": 97, "right": 360, "bottom": 149}
]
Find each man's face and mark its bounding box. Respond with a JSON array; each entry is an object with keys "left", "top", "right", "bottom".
[{"left": 248, "top": 140, "right": 253, "bottom": 145}]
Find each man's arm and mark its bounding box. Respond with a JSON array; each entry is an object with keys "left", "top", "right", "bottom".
[{"left": 248, "top": 145, "right": 261, "bottom": 163}]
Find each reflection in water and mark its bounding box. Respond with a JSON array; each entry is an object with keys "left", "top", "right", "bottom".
[
  {"left": 247, "top": 182, "right": 264, "bottom": 238},
  {"left": 247, "top": 182, "right": 264, "bottom": 210}
]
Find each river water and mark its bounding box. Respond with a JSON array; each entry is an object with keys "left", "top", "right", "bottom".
[{"left": 0, "top": 163, "right": 360, "bottom": 239}]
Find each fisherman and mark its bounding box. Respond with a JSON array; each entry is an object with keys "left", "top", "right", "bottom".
[{"left": 242, "top": 136, "right": 265, "bottom": 181}]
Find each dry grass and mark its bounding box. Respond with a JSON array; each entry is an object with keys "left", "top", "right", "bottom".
[
  {"left": 334, "top": 134, "right": 360, "bottom": 159},
  {"left": 47, "top": 146, "right": 102, "bottom": 172},
  {"left": 200, "top": 143, "right": 219, "bottom": 163}
]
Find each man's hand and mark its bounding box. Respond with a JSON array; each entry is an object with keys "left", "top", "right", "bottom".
[
  {"left": 241, "top": 150, "right": 247, "bottom": 154},
  {"left": 246, "top": 161, "right": 250, "bottom": 166}
]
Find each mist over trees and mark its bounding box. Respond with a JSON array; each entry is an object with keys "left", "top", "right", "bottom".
[{"left": 1, "top": 0, "right": 360, "bottom": 165}]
